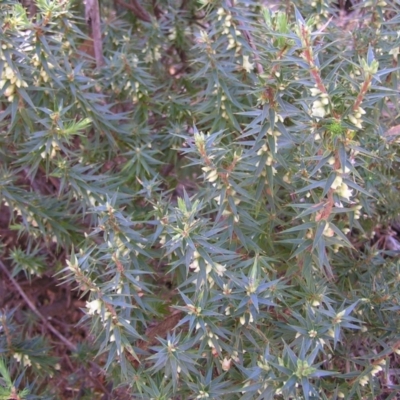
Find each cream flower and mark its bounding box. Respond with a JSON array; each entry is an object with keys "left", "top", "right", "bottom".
[
  {"left": 311, "top": 100, "right": 326, "bottom": 119},
  {"left": 221, "top": 357, "right": 232, "bottom": 371},
  {"left": 331, "top": 175, "right": 343, "bottom": 190},
  {"left": 336, "top": 183, "right": 353, "bottom": 201},
  {"left": 214, "top": 263, "right": 226, "bottom": 276},
  {"left": 86, "top": 299, "right": 102, "bottom": 315},
  {"left": 310, "top": 87, "right": 321, "bottom": 96},
  {"left": 323, "top": 224, "right": 334, "bottom": 237},
  {"left": 13, "top": 353, "right": 32, "bottom": 367},
  {"left": 242, "top": 55, "right": 254, "bottom": 73}
]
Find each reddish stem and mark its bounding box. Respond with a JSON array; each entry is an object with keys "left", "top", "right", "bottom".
[{"left": 353, "top": 75, "right": 372, "bottom": 111}]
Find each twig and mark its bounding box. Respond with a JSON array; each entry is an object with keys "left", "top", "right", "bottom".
[
  {"left": 0, "top": 258, "right": 78, "bottom": 351},
  {"left": 1, "top": 313, "right": 13, "bottom": 348},
  {"left": 0, "top": 259, "right": 111, "bottom": 393},
  {"left": 114, "top": 0, "right": 152, "bottom": 23},
  {"left": 0, "top": 262, "right": 76, "bottom": 348}
]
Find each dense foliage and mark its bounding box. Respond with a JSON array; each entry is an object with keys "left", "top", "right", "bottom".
[{"left": 1, "top": 0, "right": 400, "bottom": 398}]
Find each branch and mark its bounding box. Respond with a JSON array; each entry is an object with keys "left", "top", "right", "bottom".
[
  {"left": 114, "top": 0, "right": 152, "bottom": 23},
  {"left": 0, "top": 258, "right": 110, "bottom": 393},
  {"left": 85, "top": 0, "right": 104, "bottom": 67},
  {"left": 152, "top": 0, "right": 163, "bottom": 19},
  {"left": 0, "top": 258, "right": 77, "bottom": 351}
]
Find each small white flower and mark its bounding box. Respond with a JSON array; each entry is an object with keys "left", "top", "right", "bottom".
[
  {"left": 372, "top": 365, "right": 382, "bottom": 376},
  {"left": 336, "top": 183, "right": 353, "bottom": 201},
  {"left": 356, "top": 107, "right": 366, "bottom": 115},
  {"left": 86, "top": 299, "right": 102, "bottom": 315},
  {"left": 5, "top": 66, "right": 14, "bottom": 80},
  {"left": 221, "top": 357, "right": 232, "bottom": 371},
  {"left": 223, "top": 284, "right": 231, "bottom": 296},
  {"left": 66, "top": 258, "right": 79, "bottom": 271},
  {"left": 168, "top": 28, "right": 177, "bottom": 41},
  {"left": 348, "top": 112, "right": 363, "bottom": 129},
  {"left": 207, "top": 170, "right": 218, "bottom": 183},
  {"left": 197, "top": 390, "right": 210, "bottom": 399},
  {"left": 311, "top": 100, "right": 326, "bottom": 119},
  {"left": 331, "top": 175, "right": 343, "bottom": 190},
  {"left": 198, "top": 30, "right": 209, "bottom": 44},
  {"left": 227, "top": 37, "right": 236, "bottom": 50},
  {"left": 242, "top": 55, "right": 254, "bottom": 73},
  {"left": 328, "top": 156, "right": 335, "bottom": 165},
  {"left": 359, "top": 376, "right": 369, "bottom": 386},
  {"left": 4, "top": 85, "right": 15, "bottom": 98},
  {"left": 217, "top": 7, "right": 225, "bottom": 19},
  {"left": 310, "top": 87, "right": 321, "bottom": 97},
  {"left": 309, "top": 329, "right": 318, "bottom": 338},
  {"left": 321, "top": 97, "right": 329, "bottom": 105},
  {"left": 13, "top": 353, "right": 32, "bottom": 367},
  {"left": 214, "top": 263, "right": 226, "bottom": 276},
  {"left": 323, "top": 224, "right": 334, "bottom": 237},
  {"left": 348, "top": 114, "right": 358, "bottom": 125},
  {"left": 190, "top": 258, "right": 200, "bottom": 272},
  {"left": 283, "top": 173, "right": 291, "bottom": 183},
  {"left": 337, "top": 309, "right": 346, "bottom": 319}
]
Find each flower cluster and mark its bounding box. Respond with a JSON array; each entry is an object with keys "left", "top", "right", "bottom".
[
  {"left": 227, "top": 30, "right": 242, "bottom": 51},
  {"left": 143, "top": 44, "right": 161, "bottom": 63},
  {"left": 13, "top": 352, "right": 32, "bottom": 367},
  {"left": 189, "top": 250, "right": 226, "bottom": 282},
  {"left": 353, "top": 204, "right": 363, "bottom": 219},
  {"left": 348, "top": 107, "right": 366, "bottom": 130},
  {"left": 359, "top": 360, "right": 384, "bottom": 386},
  {"left": 255, "top": 127, "right": 281, "bottom": 174},
  {"left": 310, "top": 87, "right": 330, "bottom": 120},
  {"left": 86, "top": 299, "right": 105, "bottom": 316},
  {"left": 239, "top": 312, "right": 254, "bottom": 325},
  {"left": 331, "top": 174, "right": 353, "bottom": 201},
  {"left": 202, "top": 165, "right": 219, "bottom": 183},
  {"left": 0, "top": 64, "right": 28, "bottom": 102},
  {"left": 217, "top": 7, "right": 233, "bottom": 35},
  {"left": 217, "top": 94, "right": 230, "bottom": 120}
]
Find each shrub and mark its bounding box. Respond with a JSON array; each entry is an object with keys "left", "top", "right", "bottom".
[{"left": 1, "top": 0, "right": 400, "bottom": 398}]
